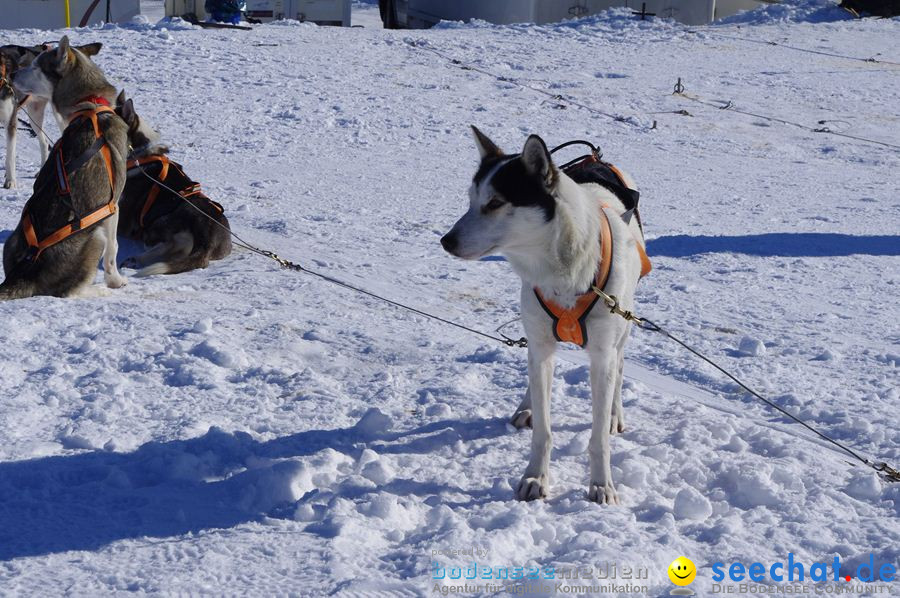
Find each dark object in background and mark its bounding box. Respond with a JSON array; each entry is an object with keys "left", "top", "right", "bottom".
[
  {"left": 379, "top": 0, "right": 400, "bottom": 28},
  {"left": 205, "top": 0, "right": 246, "bottom": 24},
  {"left": 840, "top": 0, "right": 900, "bottom": 17}
]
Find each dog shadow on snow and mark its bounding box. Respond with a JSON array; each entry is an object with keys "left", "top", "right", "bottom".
[
  {"left": 647, "top": 233, "right": 900, "bottom": 258},
  {"left": 0, "top": 416, "right": 508, "bottom": 560}
]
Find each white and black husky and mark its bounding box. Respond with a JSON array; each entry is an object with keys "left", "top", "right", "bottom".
[
  {"left": 0, "top": 42, "right": 100, "bottom": 190},
  {"left": 1, "top": 44, "right": 51, "bottom": 190},
  {"left": 441, "top": 127, "right": 649, "bottom": 504}
]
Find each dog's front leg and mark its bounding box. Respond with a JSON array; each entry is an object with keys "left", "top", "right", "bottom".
[
  {"left": 28, "top": 100, "right": 50, "bottom": 165},
  {"left": 516, "top": 341, "right": 555, "bottom": 501},
  {"left": 4, "top": 111, "right": 17, "bottom": 189},
  {"left": 588, "top": 351, "right": 619, "bottom": 505},
  {"left": 101, "top": 213, "right": 127, "bottom": 288}
]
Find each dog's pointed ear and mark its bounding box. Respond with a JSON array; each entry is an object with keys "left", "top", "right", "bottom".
[
  {"left": 116, "top": 90, "right": 127, "bottom": 108},
  {"left": 471, "top": 125, "right": 503, "bottom": 159},
  {"left": 121, "top": 99, "right": 137, "bottom": 127},
  {"left": 76, "top": 43, "right": 102, "bottom": 57},
  {"left": 56, "top": 36, "right": 70, "bottom": 63},
  {"left": 521, "top": 134, "right": 556, "bottom": 186}
]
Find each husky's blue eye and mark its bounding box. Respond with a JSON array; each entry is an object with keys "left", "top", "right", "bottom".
[{"left": 484, "top": 197, "right": 505, "bottom": 213}]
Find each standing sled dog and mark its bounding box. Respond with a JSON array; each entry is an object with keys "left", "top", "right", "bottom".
[
  {"left": 0, "top": 37, "right": 127, "bottom": 300},
  {"left": 442, "top": 127, "right": 650, "bottom": 504},
  {"left": 1, "top": 44, "right": 51, "bottom": 190},
  {"left": 1, "top": 42, "right": 100, "bottom": 190}
]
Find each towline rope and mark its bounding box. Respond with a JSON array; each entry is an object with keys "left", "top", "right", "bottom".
[{"left": 129, "top": 152, "right": 900, "bottom": 486}]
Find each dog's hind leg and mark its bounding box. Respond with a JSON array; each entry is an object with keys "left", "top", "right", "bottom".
[
  {"left": 124, "top": 231, "right": 194, "bottom": 276},
  {"left": 510, "top": 386, "right": 533, "bottom": 429},
  {"left": 3, "top": 104, "right": 17, "bottom": 189},
  {"left": 516, "top": 340, "right": 556, "bottom": 501},
  {"left": 588, "top": 349, "right": 620, "bottom": 505},
  {"left": 64, "top": 232, "right": 107, "bottom": 298},
  {"left": 121, "top": 241, "right": 170, "bottom": 269},
  {"left": 610, "top": 325, "right": 629, "bottom": 435},
  {"left": 100, "top": 213, "right": 127, "bottom": 288},
  {"left": 0, "top": 279, "right": 36, "bottom": 301}
]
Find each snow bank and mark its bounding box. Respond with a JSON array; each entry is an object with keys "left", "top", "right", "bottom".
[{"left": 718, "top": 0, "right": 854, "bottom": 25}]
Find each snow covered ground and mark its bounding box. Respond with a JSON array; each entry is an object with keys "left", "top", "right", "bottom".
[{"left": 1, "top": 1, "right": 898, "bottom": 595}]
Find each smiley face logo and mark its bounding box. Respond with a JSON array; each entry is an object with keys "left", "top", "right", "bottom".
[{"left": 668, "top": 556, "right": 696, "bottom": 586}]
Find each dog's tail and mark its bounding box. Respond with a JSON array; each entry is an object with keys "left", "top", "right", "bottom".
[{"left": 0, "top": 279, "right": 36, "bottom": 301}]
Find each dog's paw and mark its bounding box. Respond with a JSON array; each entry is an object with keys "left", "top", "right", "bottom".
[
  {"left": 105, "top": 274, "right": 127, "bottom": 289},
  {"left": 119, "top": 257, "right": 140, "bottom": 269},
  {"left": 2, "top": 179, "right": 15, "bottom": 190},
  {"left": 510, "top": 409, "right": 532, "bottom": 430},
  {"left": 610, "top": 412, "right": 625, "bottom": 435},
  {"left": 516, "top": 475, "right": 548, "bottom": 501},
  {"left": 588, "top": 481, "right": 619, "bottom": 505}
]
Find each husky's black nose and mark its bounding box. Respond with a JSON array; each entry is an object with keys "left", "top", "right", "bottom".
[{"left": 440, "top": 232, "right": 458, "bottom": 254}]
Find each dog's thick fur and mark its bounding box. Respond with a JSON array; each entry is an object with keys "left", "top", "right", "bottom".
[
  {"left": 114, "top": 92, "right": 232, "bottom": 276},
  {"left": 0, "top": 37, "right": 127, "bottom": 300},
  {"left": 442, "top": 127, "right": 647, "bottom": 504}
]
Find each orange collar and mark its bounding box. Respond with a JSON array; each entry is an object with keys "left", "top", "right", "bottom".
[{"left": 0, "top": 62, "right": 11, "bottom": 92}]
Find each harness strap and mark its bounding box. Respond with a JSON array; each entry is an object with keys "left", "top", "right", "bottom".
[
  {"left": 21, "top": 201, "right": 117, "bottom": 260},
  {"left": 128, "top": 154, "right": 172, "bottom": 228},
  {"left": 533, "top": 158, "right": 653, "bottom": 347},
  {"left": 58, "top": 106, "right": 117, "bottom": 194},
  {"left": 636, "top": 240, "right": 652, "bottom": 278},
  {"left": 127, "top": 155, "right": 224, "bottom": 229},
  {"left": 600, "top": 161, "right": 650, "bottom": 277},
  {"left": 0, "top": 63, "right": 20, "bottom": 104},
  {"left": 534, "top": 207, "right": 614, "bottom": 347},
  {"left": 567, "top": 154, "right": 643, "bottom": 232},
  {"left": 20, "top": 104, "right": 119, "bottom": 262}
]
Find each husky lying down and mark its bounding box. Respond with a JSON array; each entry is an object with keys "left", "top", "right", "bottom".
[{"left": 115, "top": 92, "right": 232, "bottom": 276}]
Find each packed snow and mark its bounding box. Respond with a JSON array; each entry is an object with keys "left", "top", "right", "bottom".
[{"left": 0, "top": 0, "right": 898, "bottom": 595}]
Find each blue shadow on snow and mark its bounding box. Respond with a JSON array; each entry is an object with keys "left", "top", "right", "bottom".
[
  {"left": 647, "top": 233, "right": 900, "bottom": 258},
  {"left": 0, "top": 417, "right": 509, "bottom": 561}
]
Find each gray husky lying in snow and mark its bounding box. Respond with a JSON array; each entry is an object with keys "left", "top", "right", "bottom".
[
  {"left": 442, "top": 127, "right": 650, "bottom": 504},
  {"left": 0, "top": 37, "right": 127, "bottom": 300},
  {"left": 114, "top": 92, "right": 232, "bottom": 276}
]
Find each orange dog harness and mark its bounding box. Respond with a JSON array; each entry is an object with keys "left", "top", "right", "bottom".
[
  {"left": 0, "top": 62, "right": 27, "bottom": 107},
  {"left": 126, "top": 154, "right": 223, "bottom": 229},
  {"left": 534, "top": 169, "right": 652, "bottom": 347},
  {"left": 0, "top": 61, "right": 9, "bottom": 92},
  {"left": 18, "top": 100, "right": 118, "bottom": 262}
]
